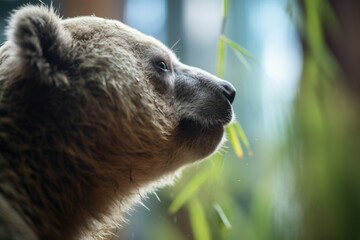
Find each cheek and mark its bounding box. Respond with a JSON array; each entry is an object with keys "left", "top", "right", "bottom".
[{"left": 147, "top": 71, "right": 174, "bottom": 96}]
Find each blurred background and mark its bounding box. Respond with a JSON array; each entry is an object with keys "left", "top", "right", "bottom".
[{"left": 1, "top": 0, "right": 359, "bottom": 239}]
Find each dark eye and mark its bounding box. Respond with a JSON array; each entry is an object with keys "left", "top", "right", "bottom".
[{"left": 156, "top": 61, "right": 169, "bottom": 72}]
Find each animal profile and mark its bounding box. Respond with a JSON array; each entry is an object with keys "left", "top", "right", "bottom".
[{"left": 0, "top": 5, "right": 236, "bottom": 239}]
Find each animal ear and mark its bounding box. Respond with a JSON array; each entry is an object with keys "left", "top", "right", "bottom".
[{"left": 6, "top": 5, "right": 72, "bottom": 86}]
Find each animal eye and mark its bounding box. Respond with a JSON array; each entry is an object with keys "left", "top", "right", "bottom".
[{"left": 156, "top": 61, "right": 169, "bottom": 72}]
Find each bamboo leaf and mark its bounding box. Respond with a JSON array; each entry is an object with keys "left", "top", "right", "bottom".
[
  {"left": 222, "top": 0, "right": 229, "bottom": 18},
  {"left": 321, "top": 0, "right": 341, "bottom": 33},
  {"left": 305, "top": 0, "right": 323, "bottom": 57},
  {"left": 168, "top": 170, "right": 210, "bottom": 214},
  {"left": 233, "top": 50, "right": 251, "bottom": 71},
  {"left": 217, "top": 35, "right": 226, "bottom": 78},
  {"left": 213, "top": 202, "right": 232, "bottom": 229},
  {"left": 233, "top": 122, "right": 250, "bottom": 150},
  {"left": 222, "top": 36, "right": 255, "bottom": 59},
  {"left": 221, "top": 36, "right": 255, "bottom": 70},
  {"left": 226, "top": 125, "right": 244, "bottom": 159},
  {"left": 232, "top": 122, "right": 253, "bottom": 157},
  {"left": 188, "top": 198, "right": 211, "bottom": 240}
]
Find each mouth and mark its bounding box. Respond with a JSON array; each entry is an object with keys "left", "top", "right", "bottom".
[
  {"left": 174, "top": 99, "right": 234, "bottom": 159},
  {"left": 178, "top": 103, "right": 234, "bottom": 134}
]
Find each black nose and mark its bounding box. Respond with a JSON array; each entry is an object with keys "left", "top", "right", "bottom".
[{"left": 221, "top": 82, "right": 236, "bottom": 104}]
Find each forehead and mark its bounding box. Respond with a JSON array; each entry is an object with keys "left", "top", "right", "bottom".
[{"left": 62, "top": 16, "right": 176, "bottom": 59}]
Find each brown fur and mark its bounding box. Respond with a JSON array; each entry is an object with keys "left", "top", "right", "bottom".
[{"left": 0, "top": 5, "right": 235, "bottom": 240}]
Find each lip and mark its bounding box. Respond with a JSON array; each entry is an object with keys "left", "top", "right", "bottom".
[
  {"left": 178, "top": 104, "right": 234, "bottom": 132},
  {"left": 213, "top": 98, "right": 234, "bottom": 126},
  {"left": 182, "top": 98, "right": 234, "bottom": 125}
]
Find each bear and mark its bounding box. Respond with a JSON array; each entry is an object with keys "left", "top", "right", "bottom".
[{"left": 0, "top": 5, "right": 236, "bottom": 240}]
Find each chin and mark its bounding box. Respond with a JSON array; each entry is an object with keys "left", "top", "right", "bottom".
[{"left": 176, "top": 118, "right": 226, "bottom": 160}]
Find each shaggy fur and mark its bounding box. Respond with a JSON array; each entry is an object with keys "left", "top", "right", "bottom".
[{"left": 0, "top": 5, "right": 236, "bottom": 240}]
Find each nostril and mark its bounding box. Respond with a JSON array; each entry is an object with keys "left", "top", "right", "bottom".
[{"left": 221, "top": 82, "right": 236, "bottom": 104}]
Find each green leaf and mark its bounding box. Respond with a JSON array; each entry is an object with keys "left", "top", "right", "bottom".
[
  {"left": 305, "top": 0, "right": 324, "bottom": 58},
  {"left": 217, "top": 35, "right": 226, "bottom": 78},
  {"left": 234, "top": 50, "right": 251, "bottom": 70},
  {"left": 222, "top": 36, "right": 255, "bottom": 70},
  {"left": 168, "top": 170, "right": 210, "bottom": 214},
  {"left": 222, "top": 0, "right": 229, "bottom": 18},
  {"left": 213, "top": 202, "right": 232, "bottom": 229},
  {"left": 233, "top": 122, "right": 250, "bottom": 151},
  {"left": 321, "top": 0, "right": 341, "bottom": 33},
  {"left": 226, "top": 124, "right": 244, "bottom": 159},
  {"left": 223, "top": 36, "right": 255, "bottom": 58},
  {"left": 188, "top": 198, "right": 211, "bottom": 240}
]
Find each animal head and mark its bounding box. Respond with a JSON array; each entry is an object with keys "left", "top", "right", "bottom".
[
  {"left": 0, "top": 5, "right": 235, "bottom": 239},
  {"left": 2, "top": 5, "right": 235, "bottom": 179}
]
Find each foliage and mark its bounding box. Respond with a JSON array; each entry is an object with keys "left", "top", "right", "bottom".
[
  {"left": 131, "top": 0, "right": 359, "bottom": 239},
  {"left": 167, "top": 0, "right": 360, "bottom": 239},
  {"left": 290, "top": 0, "right": 360, "bottom": 239},
  {"left": 168, "top": 0, "right": 254, "bottom": 239}
]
